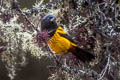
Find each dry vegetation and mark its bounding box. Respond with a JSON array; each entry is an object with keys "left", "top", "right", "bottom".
[{"left": 0, "top": 0, "right": 120, "bottom": 80}]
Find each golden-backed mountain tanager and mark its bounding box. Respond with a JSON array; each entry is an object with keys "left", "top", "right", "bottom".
[{"left": 41, "top": 14, "right": 95, "bottom": 62}]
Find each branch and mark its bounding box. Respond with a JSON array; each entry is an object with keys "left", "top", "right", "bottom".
[
  {"left": 12, "top": 0, "right": 39, "bottom": 32},
  {"left": 97, "top": 42, "right": 111, "bottom": 80},
  {"left": 62, "top": 65, "right": 98, "bottom": 78},
  {"left": 97, "top": 54, "right": 110, "bottom": 80}
]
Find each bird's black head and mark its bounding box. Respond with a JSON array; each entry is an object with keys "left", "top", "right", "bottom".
[{"left": 41, "top": 14, "right": 58, "bottom": 31}]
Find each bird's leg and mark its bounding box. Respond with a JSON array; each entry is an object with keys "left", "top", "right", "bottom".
[{"left": 58, "top": 56, "right": 62, "bottom": 63}]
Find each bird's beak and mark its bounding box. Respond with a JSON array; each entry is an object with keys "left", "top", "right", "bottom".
[{"left": 50, "top": 17, "right": 56, "bottom": 22}]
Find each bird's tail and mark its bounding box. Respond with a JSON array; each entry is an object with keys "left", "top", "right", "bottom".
[{"left": 71, "top": 46, "right": 95, "bottom": 62}]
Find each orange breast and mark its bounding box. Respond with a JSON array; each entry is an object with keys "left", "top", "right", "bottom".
[{"left": 48, "top": 27, "right": 77, "bottom": 55}]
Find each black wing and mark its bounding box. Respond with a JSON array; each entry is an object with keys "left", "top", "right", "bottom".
[{"left": 58, "top": 32, "right": 76, "bottom": 43}]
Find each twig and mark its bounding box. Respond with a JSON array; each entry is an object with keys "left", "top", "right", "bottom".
[
  {"left": 62, "top": 64, "right": 98, "bottom": 79},
  {"left": 97, "top": 43, "right": 111, "bottom": 80},
  {"left": 12, "top": 0, "right": 38, "bottom": 32},
  {"left": 97, "top": 54, "right": 110, "bottom": 80}
]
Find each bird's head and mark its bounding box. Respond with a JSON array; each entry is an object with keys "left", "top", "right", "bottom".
[{"left": 41, "top": 14, "right": 58, "bottom": 32}]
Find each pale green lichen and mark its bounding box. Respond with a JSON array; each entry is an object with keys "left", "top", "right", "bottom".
[{"left": 0, "top": 13, "right": 46, "bottom": 80}]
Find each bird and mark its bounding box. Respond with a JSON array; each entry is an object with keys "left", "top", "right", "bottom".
[{"left": 41, "top": 14, "right": 95, "bottom": 63}]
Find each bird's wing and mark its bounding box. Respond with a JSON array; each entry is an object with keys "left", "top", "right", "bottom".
[{"left": 58, "top": 32, "right": 75, "bottom": 43}]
